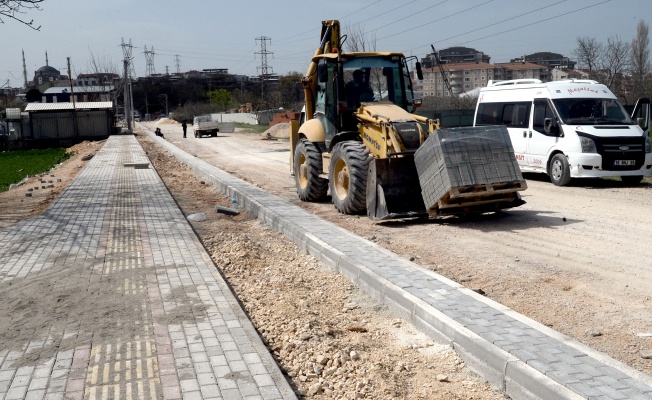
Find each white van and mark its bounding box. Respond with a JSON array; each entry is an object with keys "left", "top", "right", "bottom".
[{"left": 473, "top": 79, "right": 651, "bottom": 185}]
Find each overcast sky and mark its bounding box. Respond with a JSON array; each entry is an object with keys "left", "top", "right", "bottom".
[{"left": 1, "top": 0, "right": 650, "bottom": 88}]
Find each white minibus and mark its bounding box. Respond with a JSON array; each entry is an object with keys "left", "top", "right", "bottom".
[{"left": 473, "top": 79, "right": 651, "bottom": 185}]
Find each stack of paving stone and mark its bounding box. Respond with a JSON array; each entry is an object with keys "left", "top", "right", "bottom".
[{"left": 414, "top": 126, "right": 523, "bottom": 211}]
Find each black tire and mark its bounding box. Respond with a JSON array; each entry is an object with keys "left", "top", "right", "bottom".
[
  {"left": 621, "top": 175, "right": 643, "bottom": 185},
  {"left": 294, "top": 139, "right": 328, "bottom": 201},
  {"left": 211, "top": 130, "right": 218, "bottom": 137},
  {"left": 329, "top": 141, "right": 372, "bottom": 214},
  {"left": 549, "top": 153, "right": 571, "bottom": 186}
]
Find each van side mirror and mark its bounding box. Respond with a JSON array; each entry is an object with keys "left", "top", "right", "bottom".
[
  {"left": 318, "top": 64, "right": 328, "bottom": 83},
  {"left": 637, "top": 117, "right": 649, "bottom": 131},
  {"left": 416, "top": 61, "right": 423, "bottom": 80}
]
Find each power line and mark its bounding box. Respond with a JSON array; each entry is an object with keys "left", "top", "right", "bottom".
[
  {"left": 274, "top": 0, "right": 385, "bottom": 45},
  {"left": 357, "top": 0, "right": 418, "bottom": 24},
  {"left": 453, "top": 0, "right": 612, "bottom": 50},
  {"left": 405, "top": 0, "right": 568, "bottom": 53},
  {"left": 377, "top": 0, "right": 494, "bottom": 41}
]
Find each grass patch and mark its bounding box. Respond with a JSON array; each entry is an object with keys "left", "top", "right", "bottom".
[
  {"left": 234, "top": 122, "right": 269, "bottom": 135},
  {"left": 0, "top": 148, "right": 72, "bottom": 192}
]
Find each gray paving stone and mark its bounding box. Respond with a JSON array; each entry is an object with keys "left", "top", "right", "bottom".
[
  {"left": 0, "top": 136, "right": 297, "bottom": 400},
  {"left": 148, "top": 129, "right": 652, "bottom": 400}
]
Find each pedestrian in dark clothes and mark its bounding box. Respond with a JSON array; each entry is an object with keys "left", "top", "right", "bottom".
[{"left": 182, "top": 120, "right": 187, "bottom": 138}]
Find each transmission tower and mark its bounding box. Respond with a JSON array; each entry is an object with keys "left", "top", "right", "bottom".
[
  {"left": 255, "top": 36, "right": 273, "bottom": 78},
  {"left": 255, "top": 36, "right": 273, "bottom": 100},
  {"left": 120, "top": 38, "right": 136, "bottom": 78},
  {"left": 144, "top": 45, "right": 156, "bottom": 77},
  {"left": 174, "top": 55, "right": 181, "bottom": 74}
]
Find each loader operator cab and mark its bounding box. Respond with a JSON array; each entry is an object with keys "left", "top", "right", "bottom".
[{"left": 315, "top": 54, "right": 418, "bottom": 140}]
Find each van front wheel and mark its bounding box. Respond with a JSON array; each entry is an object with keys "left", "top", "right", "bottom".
[{"left": 550, "top": 154, "right": 571, "bottom": 186}]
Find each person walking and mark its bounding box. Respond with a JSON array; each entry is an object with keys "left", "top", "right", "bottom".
[{"left": 182, "top": 120, "right": 187, "bottom": 138}]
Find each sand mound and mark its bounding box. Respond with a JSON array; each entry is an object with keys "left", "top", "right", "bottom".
[
  {"left": 156, "top": 117, "right": 178, "bottom": 125},
  {"left": 261, "top": 123, "right": 290, "bottom": 140}
]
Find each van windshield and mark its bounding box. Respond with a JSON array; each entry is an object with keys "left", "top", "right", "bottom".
[{"left": 553, "top": 98, "right": 633, "bottom": 125}]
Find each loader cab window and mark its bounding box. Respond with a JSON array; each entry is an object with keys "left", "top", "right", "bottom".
[
  {"left": 344, "top": 69, "right": 374, "bottom": 109},
  {"left": 401, "top": 57, "right": 417, "bottom": 112},
  {"left": 315, "top": 58, "right": 338, "bottom": 140},
  {"left": 342, "top": 56, "right": 408, "bottom": 110}
]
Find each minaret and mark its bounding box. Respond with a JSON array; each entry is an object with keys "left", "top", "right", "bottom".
[
  {"left": 22, "top": 50, "right": 28, "bottom": 88},
  {"left": 46, "top": 51, "right": 49, "bottom": 66}
]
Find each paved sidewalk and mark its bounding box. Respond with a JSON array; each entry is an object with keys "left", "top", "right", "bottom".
[
  {"left": 144, "top": 127, "right": 652, "bottom": 400},
  {"left": 0, "top": 135, "right": 296, "bottom": 400}
]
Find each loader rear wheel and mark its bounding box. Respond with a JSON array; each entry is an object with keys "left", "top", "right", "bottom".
[
  {"left": 329, "top": 141, "right": 371, "bottom": 214},
  {"left": 294, "top": 139, "right": 328, "bottom": 201}
]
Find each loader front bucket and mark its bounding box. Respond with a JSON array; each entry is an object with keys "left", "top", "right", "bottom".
[{"left": 366, "top": 157, "right": 428, "bottom": 220}]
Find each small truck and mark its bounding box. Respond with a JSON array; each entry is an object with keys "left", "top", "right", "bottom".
[{"left": 193, "top": 115, "right": 219, "bottom": 138}]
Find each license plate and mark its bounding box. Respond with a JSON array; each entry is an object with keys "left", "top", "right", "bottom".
[{"left": 614, "top": 160, "right": 635, "bottom": 166}]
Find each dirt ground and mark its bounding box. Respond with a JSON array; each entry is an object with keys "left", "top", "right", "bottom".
[
  {"left": 143, "top": 119, "right": 652, "bottom": 381},
  {"left": 4, "top": 118, "right": 652, "bottom": 397},
  {"left": 143, "top": 134, "right": 509, "bottom": 399},
  {"left": 0, "top": 135, "right": 507, "bottom": 399}
]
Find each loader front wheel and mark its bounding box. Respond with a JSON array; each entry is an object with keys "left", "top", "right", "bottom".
[
  {"left": 294, "top": 139, "right": 328, "bottom": 201},
  {"left": 329, "top": 141, "right": 371, "bottom": 214}
]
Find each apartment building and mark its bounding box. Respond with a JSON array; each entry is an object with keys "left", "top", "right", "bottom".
[{"left": 415, "top": 61, "right": 551, "bottom": 99}]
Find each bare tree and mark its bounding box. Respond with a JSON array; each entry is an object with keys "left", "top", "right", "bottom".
[
  {"left": 574, "top": 36, "right": 603, "bottom": 79},
  {"left": 600, "top": 36, "right": 630, "bottom": 95},
  {"left": 630, "top": 20, "right": 651, "bottom": 102},
  {"left": 85, "top": 51, "right": 123, "bottom": 104},
  {"left": 575, "top": 35, "right": 630, "bottom": 98},
  {"left": 0, "top": 0, "right": 44, "bottom": 30},
  {"left": 343, "top": 23, "right": 376, "bottom": 52}
]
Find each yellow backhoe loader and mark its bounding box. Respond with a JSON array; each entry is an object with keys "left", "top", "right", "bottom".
[{"left": 290, "top": 20, "right": 525, "bottom": 220}]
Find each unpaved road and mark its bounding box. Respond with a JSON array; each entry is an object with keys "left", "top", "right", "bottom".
[{"left": 144, "top": 121, "right": 652, "bottom": 378}]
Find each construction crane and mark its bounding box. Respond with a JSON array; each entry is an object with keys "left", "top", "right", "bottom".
[{"left": 431, "top": 45, "right": 454, "bottom": 98}]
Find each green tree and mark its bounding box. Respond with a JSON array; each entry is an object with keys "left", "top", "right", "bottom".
[
  {"left": 630, "top": 20, "right": 652, "bottom": 103},
  {"left": 277, "top": 72, "right": 303, "bottom": 110},
  {"left": 208, "top": 89, "right": 233, "bottom": 113}
]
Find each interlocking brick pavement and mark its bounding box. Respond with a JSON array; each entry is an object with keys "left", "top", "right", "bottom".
[
  {"left": 147, "top": 126, "right": 652, "bottom": 400},
  {"left": 0, "top": 135, "right": 296, "bottom": 400}
]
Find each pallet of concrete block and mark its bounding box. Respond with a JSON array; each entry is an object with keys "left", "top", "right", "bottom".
[
  {"left": 218, "top": 122, "right": 236, "bottom": 133},
  {"left": 414, "top": 125, "right": 527, "bottom": 216}
]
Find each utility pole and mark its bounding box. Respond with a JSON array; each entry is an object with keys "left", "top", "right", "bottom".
[
  {"left": 121, "top": 38, "right": 135, "bottom": 132},
  {"left": 174, "top": 55, "right": 181, "bottom": 74},
  {"left": 123, "top": 59, "right": 132, "bottom": 132},
  {"left": 67, "top": 57, "right": 79, "bottom": 138},
  {"left": 255, "top": 36, "right": 273, "bottom": 100}
]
